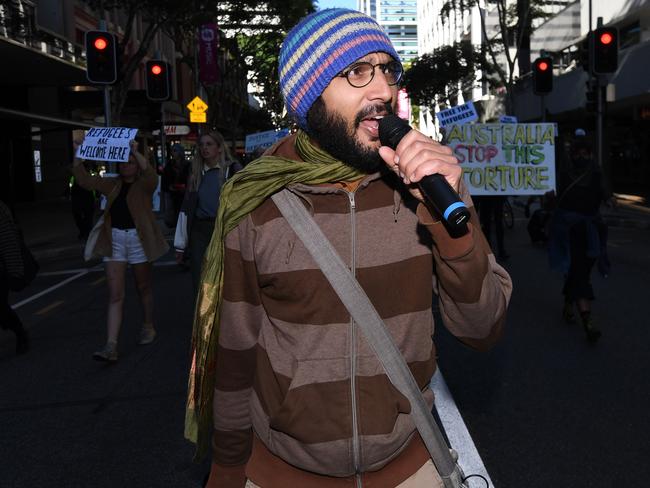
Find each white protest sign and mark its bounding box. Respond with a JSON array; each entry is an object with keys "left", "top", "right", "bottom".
[
  {"left": 436, "top": 101, "right": 478, "bottom": 127},
  {"left": 76, "top": 127, "right": 138, "bottom": 162},
  {"left": 245, "top": 129, "right": 289, "bottom": 153},
  {"left": 445, "top": 123, "right": 557, "bottom": 196}
]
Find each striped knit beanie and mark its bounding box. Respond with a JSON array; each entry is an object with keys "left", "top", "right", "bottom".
[{"left": 279, "top": 8, "right": 400, "bottom": 130}]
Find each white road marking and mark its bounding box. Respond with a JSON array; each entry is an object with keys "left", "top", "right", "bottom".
[
  {"left": 38, "top": 268, "right": 102, "bottom": 277},
  {"left": 430, "top": 369, "right": 495, "bottom": 487},
  {"left": 11, "top": 261, "right": 179, "bottom": 310},
  {"left": 11, "top": 271, "right": 89, "bottom": 310}
]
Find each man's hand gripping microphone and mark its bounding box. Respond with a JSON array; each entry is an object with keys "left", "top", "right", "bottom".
[{"left": 378, "top": 115, "right": 470, "bottom": 231}]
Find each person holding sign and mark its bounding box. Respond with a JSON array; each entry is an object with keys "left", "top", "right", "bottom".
[{"left": 73, "top": 139, "right": 169, "bottom": 362}]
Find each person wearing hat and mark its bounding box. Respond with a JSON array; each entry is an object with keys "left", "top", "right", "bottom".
[{"left": 187, "top": 8, "right": 512, "bottom": 487}]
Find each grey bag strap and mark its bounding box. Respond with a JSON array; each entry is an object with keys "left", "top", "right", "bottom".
[{"left": 271, "top": 190, "right": 467, "bottom": 488}]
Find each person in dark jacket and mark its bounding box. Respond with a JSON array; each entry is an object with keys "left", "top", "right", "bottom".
[
  {"left": 549, "top": 136, "right": 607, "bottom": 342},
  {"left": 0, "top": 200, "right": 29, "bottom": 354}
]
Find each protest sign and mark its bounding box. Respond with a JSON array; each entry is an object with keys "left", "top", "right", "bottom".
[
  {"left": 446, "top": 123, "right": 557, "bottom": 196},
  {"left": 76, "top": 127, "right": 138, "bottom": 163},
  {"left": 245, "top": 129, "right": 289, "bottom": 153},
  {"left": 436, "top": 101, "right": 478, "bottom": 127}
]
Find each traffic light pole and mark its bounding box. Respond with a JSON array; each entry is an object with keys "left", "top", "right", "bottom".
[
  {"left": 160, "top": 105, "right": 167, "bottom": 170},
  {"left": 596, "top": 80, "right": 604, "bottom": 168},
  {"left": 103, "top": 86, "right": 116, "bottom": 173},
  {"left": 103, "top": 87, "right": 112, "bottom": 127}
]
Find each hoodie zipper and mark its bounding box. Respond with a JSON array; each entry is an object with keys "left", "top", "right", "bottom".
[{"left": 346, "top": 190, "right": 362, "bottom": 487}]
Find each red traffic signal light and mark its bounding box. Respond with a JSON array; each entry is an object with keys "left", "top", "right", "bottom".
[
  {"left": 145, "top": 60, "right": 171, "bottom": 101},
  {"left": 593, "top": 27, "right": 618, "bottom": 74},
  {"left": 599, "top": 32, "right": 613, "bottom": 45},
  {"left": 93, "top": 37, "right": 108, "bottom": 50},
  {"left": 533, "top": 57, "right": 553, "bottom": 94},
  {"left": 85, "top": 31, "right": 117, "bottom": 84}
]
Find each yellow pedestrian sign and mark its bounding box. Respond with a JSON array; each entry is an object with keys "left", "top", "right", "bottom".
[
  {"left": 190, "top": 112, "right": 207, "bottom": 123},
  {"left": 187, "top": 96, "right": 208, "bottom": 114}
]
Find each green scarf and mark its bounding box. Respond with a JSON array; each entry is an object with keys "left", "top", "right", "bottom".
[{"left": 185, "top": 130, "right": 365, "bottom": 460}]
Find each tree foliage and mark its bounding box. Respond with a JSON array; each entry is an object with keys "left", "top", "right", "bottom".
[
  {"left": 81, "top": 0, "right": 209, "bottom": 124},
  {"left": 402, "top": 40, "right": 492, "bottom": 109},
  {"left": 428, "top": 0, "right": 566, "bottom": 112},
  {"left": 227, "top": 0, "right": 315, "bottom": 126},
  {"left": 80, "top": 0, "right": 315, "bottom": 128}
]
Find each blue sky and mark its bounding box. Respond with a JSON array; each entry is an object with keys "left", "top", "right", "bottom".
[{"left": 317, "top": 0, "right": 357, "bottom": 10}]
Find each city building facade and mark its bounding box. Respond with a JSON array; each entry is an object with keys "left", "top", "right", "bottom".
[
  {"left": 357, "top": 0, "right": 419, "bottom": 62},
  {"left": 0, "top": 0, "right": 251, "bottom": 204}
]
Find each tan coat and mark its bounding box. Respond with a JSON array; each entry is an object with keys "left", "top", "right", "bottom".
[{"left": 72, "top": 164, "right": 169, "bottom": 262}]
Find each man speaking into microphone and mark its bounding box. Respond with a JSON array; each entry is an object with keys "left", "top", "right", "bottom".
[{"left": 188, "top": 8, "right": 513, "bottom": 488}]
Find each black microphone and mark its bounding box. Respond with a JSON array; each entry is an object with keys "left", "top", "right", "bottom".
[{"left": 379, "top": 114, "right": 470, "bottom": 229}]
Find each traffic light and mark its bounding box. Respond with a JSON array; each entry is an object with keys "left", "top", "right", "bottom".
[
  {"left": 593, "top": 27, "right": 618, "bottom": 74},
  {"left": 533, "top": 57, "right": 553, "bottom": 94},
  {"left": 145, "top": 60, "right": 171, "bottom": 101},
  {"left": 85, "top": 31, "right": 117, "bottom": 84}
]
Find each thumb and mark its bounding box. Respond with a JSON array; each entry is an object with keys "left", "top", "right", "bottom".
[{"left": 378, "top": 146, "right": 397, "bottom": 168}]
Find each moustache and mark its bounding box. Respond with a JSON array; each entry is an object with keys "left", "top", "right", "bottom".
[{"left": 354, "top": 103, "right": 394, "bottom": 128}]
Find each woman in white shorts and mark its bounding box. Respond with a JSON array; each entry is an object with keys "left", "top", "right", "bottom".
[{"left": 72, "top": 140, "right": 169, "bottom": 362}]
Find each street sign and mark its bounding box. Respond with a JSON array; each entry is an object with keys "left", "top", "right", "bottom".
[
  {"left": 187, "top": 96, "right": 208, "bottom": 124},
  {"left": 187, "top": 96, "right": 208, "bottom": 114},
  {"left": 152, "top": 125, "right": 191, "bottom": 136}
]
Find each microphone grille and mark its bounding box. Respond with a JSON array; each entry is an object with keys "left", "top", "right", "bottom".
[{"left": 378, "top": 115, "right": 411, "bottom": 149}]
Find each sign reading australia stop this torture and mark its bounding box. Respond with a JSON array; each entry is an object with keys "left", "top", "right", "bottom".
[
  {"left": 76, "top": 127, "right": 139, "bottom": 162},
  {"left": 446, "top": 123, "right": 557, "bottom": 196}
]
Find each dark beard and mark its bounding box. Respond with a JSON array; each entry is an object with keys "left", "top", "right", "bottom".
[{"left": 306, "top": 98, "right": 392, "bottom": 174}]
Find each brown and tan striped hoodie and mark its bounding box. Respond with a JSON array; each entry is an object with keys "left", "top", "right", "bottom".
[{"left": 211, "top": 135, "right": 512, "bottom": 487}]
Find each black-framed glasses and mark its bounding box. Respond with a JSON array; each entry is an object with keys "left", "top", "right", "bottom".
[{"left": 337, "top": 60, "right": 404, "bottom": 88}]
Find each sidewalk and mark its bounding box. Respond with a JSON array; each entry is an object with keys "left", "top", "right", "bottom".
[
  {"left": 13, "top": 197, "right": 84, "bottom": 263},
  {"left": 13, "top": 197, "right": 175, "bottom": 265}
]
